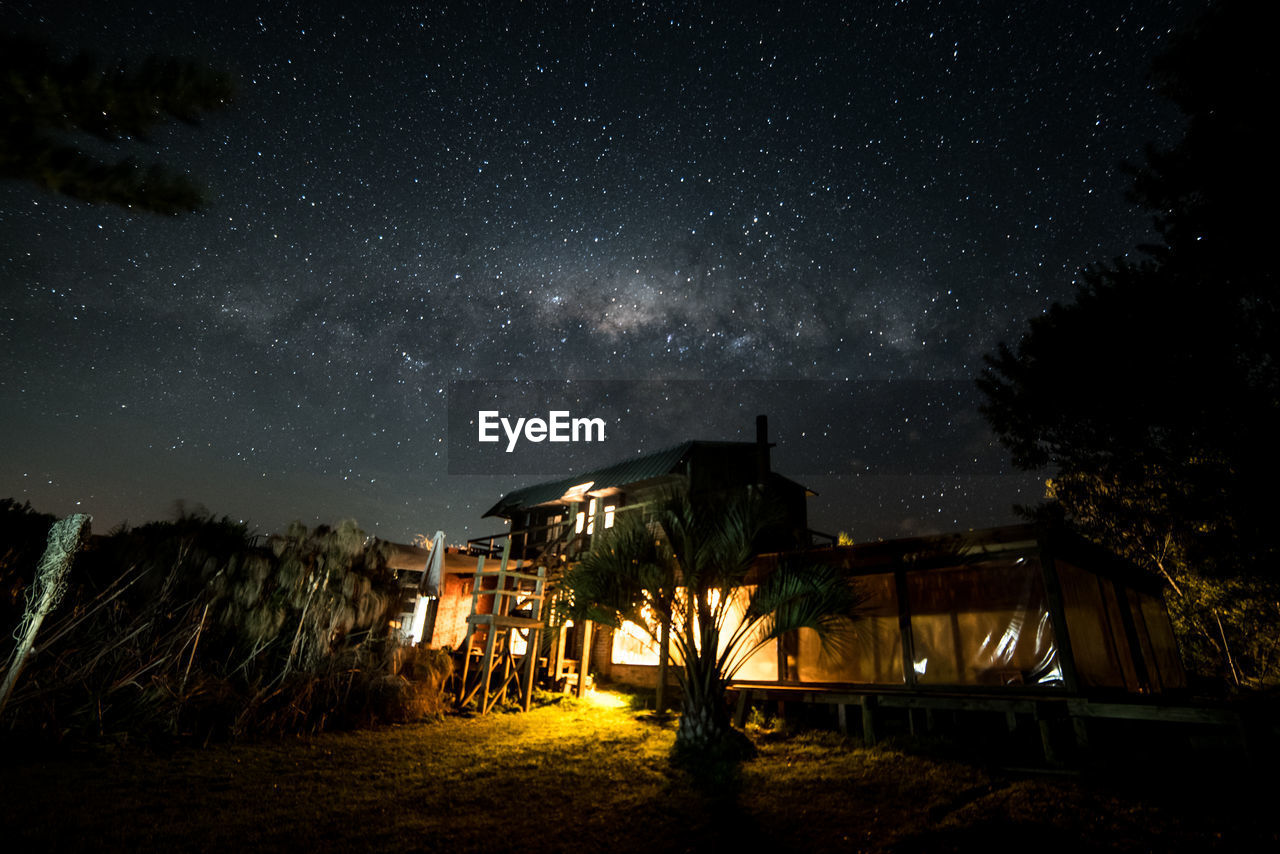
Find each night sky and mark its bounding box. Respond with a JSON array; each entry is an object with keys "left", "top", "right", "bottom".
[{"left": 0, "top": 1, "right": 1202, "bottom": 545}]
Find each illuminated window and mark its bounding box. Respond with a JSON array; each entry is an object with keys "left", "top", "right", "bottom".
[
  {"left": 586, "top": 499, "right": 597, "bottom": 535},
  {"left": 603, "top": 504, "right": 616, "bottom": 528},
  {"left": 575, "top": 510, "right": 585, "bottom": 534},
  {"left": 611, "top": 604, "right": 662, "bottom": 665},
  {"left": 510, "top": 628, "right": 528, "bottom": 656}
]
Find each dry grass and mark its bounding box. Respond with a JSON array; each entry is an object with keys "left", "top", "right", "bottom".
[{"left": 0, "top": 691, "right": 1272, "bottom": 853}]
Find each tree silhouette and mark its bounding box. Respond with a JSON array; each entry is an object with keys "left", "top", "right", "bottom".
[
  {"left": 978, "top": 1, "right": 1280, "bottom": 685},
  {"left": 0, "top": 37, "right": 233, "bottom": 215},
  {"left": 565, "top": 491, "right": 863, "bottom": 761}
]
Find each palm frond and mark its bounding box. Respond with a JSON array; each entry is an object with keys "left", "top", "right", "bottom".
[{"left": 731, "top": 560, "right": 867, "bottom": 674}]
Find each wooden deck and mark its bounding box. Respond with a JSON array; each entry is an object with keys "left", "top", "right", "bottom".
[{"left": 726, "top": 680, "right": 1245, "bottom": 764}]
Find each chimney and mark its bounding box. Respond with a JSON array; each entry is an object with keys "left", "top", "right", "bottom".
[{"left": 755, "top": 414, "right": 772, "bottom": 487}]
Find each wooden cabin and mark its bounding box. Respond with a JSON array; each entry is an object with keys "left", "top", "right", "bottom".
[
  {"left": 452, "top": 416, "right": 818, "bottom": 709},
  {"left": 479, "top": 415, "right": 816, "bottom": 560},
  {"left": 385, "top": 542, "right": 484, "bottom": 650}
]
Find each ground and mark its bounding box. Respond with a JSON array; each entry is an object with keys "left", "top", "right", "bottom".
[{"left": 0, "top": 691, "right": 1271, "bottom": 852}]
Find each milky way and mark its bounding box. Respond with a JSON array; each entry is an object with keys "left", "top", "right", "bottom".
[{"left": 0, "top": 1, "right": 1201, "bottom": 543}]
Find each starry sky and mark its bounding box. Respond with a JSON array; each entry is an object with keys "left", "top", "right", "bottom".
[{"left": 0, "top": 1, "right": 1202, "bottom": 545}]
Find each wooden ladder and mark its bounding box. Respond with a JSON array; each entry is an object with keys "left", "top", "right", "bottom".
[{"left": 457, "top": 537, "right": 548, "bottom": 714}]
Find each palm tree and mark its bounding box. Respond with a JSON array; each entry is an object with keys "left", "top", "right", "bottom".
[{"left": 565, "top": 491, "right": 863, "bottom": 759}]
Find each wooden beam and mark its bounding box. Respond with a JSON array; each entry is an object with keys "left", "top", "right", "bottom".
[
  {"left": 1038, "top": 545, "right": 1081, "bottom": 694},
  {"left": 894, "top": 568, "right": 918, "bottom": 689},
  {"left": 1067, "top": 699, "right": 1241, "bottom": 725},
  {"left": 733, "top": 688, "right": 750, "bottom": 728},
  {"left": 478, "top": 621, "right": 497, "bottom": 713},
  {"left": 574, "top": 620, "right": 593, "bottom": 698},
  {"left": 861, "top": 695, "right": 878, "bottom": 746}
]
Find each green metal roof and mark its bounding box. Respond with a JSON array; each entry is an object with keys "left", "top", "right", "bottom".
[{"left": 483, "top": 441, "right": 700, "bottom": 518}]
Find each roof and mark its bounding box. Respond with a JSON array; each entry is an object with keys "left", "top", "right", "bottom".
[
  {"left": 483, "top": 440, "right": 699, "bottom": 518},
  {"left": 752, "top": 523, "right": 1165, "bottom": 592},
  {"left": 482, "top": 438, "right": 818, "bottom": 519},
  {"left": 384, "top": 543, "right": 476, "bottom": 576}
]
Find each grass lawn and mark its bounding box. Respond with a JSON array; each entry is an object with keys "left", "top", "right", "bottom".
[{"left": 0, "top": 690, "right": 1272, "bottom": 852}]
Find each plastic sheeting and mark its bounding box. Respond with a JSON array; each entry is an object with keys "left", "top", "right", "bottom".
[
  {"left": 1056, "top": 560, "right": 1186, "bottom": 691},
  {"left": 795, "top": 558, "right": 1062, "bottom": 688},
  {"left": 906, "top": 557, "right": 1061, "bottom": 687},
  {"left": 798, "top": 572, "right": 903, "bottom": 683}
]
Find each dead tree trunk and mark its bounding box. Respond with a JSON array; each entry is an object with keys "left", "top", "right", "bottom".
[{"left": 0, "top": 514, "right": 91, "bottom": 716}]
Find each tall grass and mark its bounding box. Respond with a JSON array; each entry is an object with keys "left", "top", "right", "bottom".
[{"left": 0, "top": 511, "right": 450, "bottom": 744}]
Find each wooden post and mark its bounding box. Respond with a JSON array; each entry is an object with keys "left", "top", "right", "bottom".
[
  {"left": 894, "top": 568, "right": 918, "bottom": 688},
  {"left": 478, "top": 621, "right": 497, "bottom": 712},
  {"left": 457, "top": 552, "right": 487, "bottom": 707},
  {"left": 520, "top": 563, "right": 547, "bottom": 712},
  {"left": 495, "top": 637, "right": 512, "bottom": 710},
  {"left": 656, "top": 615, "right": 670, "bottom": 712},
  {"left": 861, "top": 695, "right": 878, "bottom": 746},
  {"left": 552, "top": 623, "right": 568, "bottom": 692},
  {"left": 837, "top": 703, "right": 848, "bottom": 736},
  {"left": 1038, "top": 544, "right": 1081, "bottom": 695},
  {"left": 733, "top": 689, "right": 750, "bottom": 728},
  {"left": 1072, "top": 716, "right": 1091, "bottom": 753},
  {"left": 458, "top": 624, "right": 476, "bottom": 703},
  {"left": 574, "top": 620, "right": 593, "bottom": 698},
  {"left": 1038, "top": 719, "right": 1060, "bottom": 766},
  {"left": 1036, "top": 701, "right": 1062, "bottom": 766}
]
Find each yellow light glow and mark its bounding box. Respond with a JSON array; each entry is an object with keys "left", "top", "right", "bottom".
[{"left": 585, "top": 689, "right": 629, "bottom": 709}]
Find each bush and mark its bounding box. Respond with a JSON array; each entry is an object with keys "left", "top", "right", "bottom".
[{"left": 0, "top": 509, "right": 444, "bottom": 744}]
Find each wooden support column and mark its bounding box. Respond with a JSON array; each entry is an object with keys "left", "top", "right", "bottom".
[
  {"left": 733, "top": 689, "right": 750, "bottom": 728},
  {"left": 1072, "top": 716, "right": 1091, "bottom": 755},
  {"left": 1035, "top": 701, "right": 1063, "bottom": 766},
  {"left": 656, "top": 616, "right": 671, "bottom": 712},
  {"left": 574, "top": 619, "right": 593, "bottom": 698},
  {"left": 1038, "top": 544, "right": 1081, "bottom": 695},
  {"left": 478, "top": 622, "right": 497, "bottom": 712},
  {"left": 520, "top": 563, "right": 547, "bottom": 711},
  {"left": 861, "top": 695, "right": 879, "bottom": 746},
  {"left": 837, "top": 702, "right": 848, "bottom": 736},
  {"left": 496, "top": 639, "right": 512, "bottom": 708},
  {"left": 894, "top": 568, "right": 918, "bottom": 689},
  {"left": 552, "top": 624, "right": 568, "bottom": 692},
  {"left": 457, "top": 554, "right": 485, "bottom": 704}
]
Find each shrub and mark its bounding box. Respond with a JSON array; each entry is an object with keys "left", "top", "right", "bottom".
[{"left": 0, "top": 509, "right": 439, "bottom": 744}]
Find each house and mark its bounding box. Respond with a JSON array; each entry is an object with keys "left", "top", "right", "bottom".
[
  {"left": 479, "top": 414, "right": 816, "bottom": 560},
  {"left": 452, "top": 415, "right": 817, "bottom": 709},
  {"left": 449, "top": 417, "right": 1217, "bottom": 757},
  {"left": 385, "top": 541, "right": 482, "bottom": 649}
]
